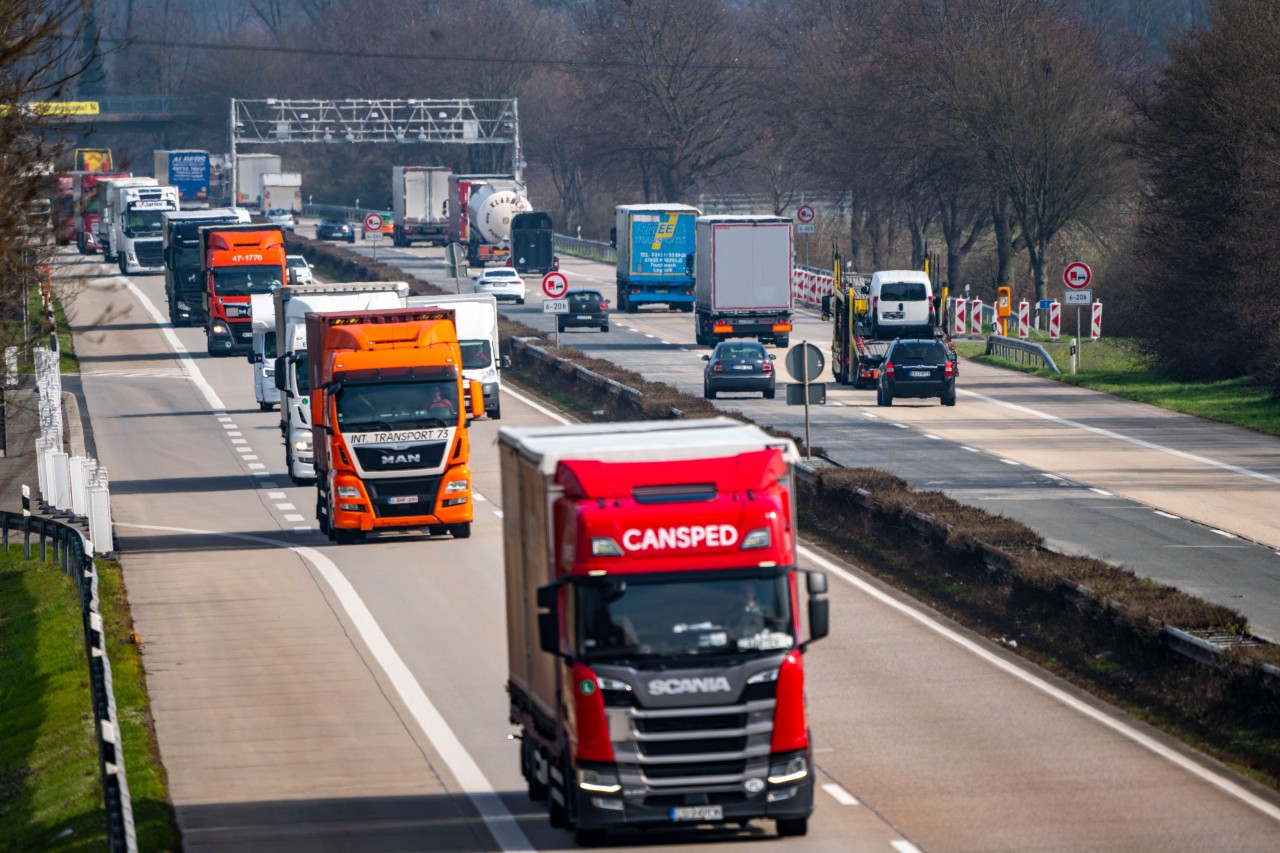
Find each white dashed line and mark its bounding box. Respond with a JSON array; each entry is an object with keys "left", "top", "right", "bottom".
[
  {"left": 893, "top": 423, "right": 910, "bottom": 430},
  {"left": 1155, "top": 510, "right": 1180, "bottom": 519},
  {"left": 962, "top": 446, "right": 979, "bottom": 453},
  {"left": 892, "top": 842, "right": 923, "bottom": 853},
  {"left": 293, "top": 526, "right": 311, "bottom": 533},
  {"left": 1211, "top": 529, "right": 1238, "bottom": 539},
  {"left": 822, "top": 783, "right": 859, "bottom": 806},
  {"left": 248, "top": 463, "right": 266, "bottom": 471},
  {"left": 284, "top": 514, "right": 306, "bottom": 522},
  {"left": 259, "top": 480, "right": 276, "bottom": 487},
  {"left": 1042, "top": 473, "right": 1063, "bottom": 481},
  {"left": 268, "top": 492, "right": 287, "bottom": 500},
  {"left": 275, "top": 503, "right": 297, "bottom": 511},
  {"left": 217, "top": 416, "right": 232, "bottom": 422},
  {"left": 924, "top": 434, "right": 941, "bottom": 440},
  {"left": 244, "top": 455, "right": 258, "bottom": 461},
  {"left": 999, "top": 458, "right": 1019, "bottom": 466},
  {"left": 659, "top": 340, "right": 671, "bottom": 345},
  {"left": 493, "top": 510, "right": 504, "bottom": 518},
  {"left": 231, "top": 438, "right": 247, "bottom": 445},
  {"left": 1089, "top": 488, "right": 1113, "bottom": 496},
  {"left": 862, "top": 412, "right": 878, "bottom": 419},
  {"left": 474, "top": 493, "right": 488, "bottom": 503},
  {"left": 644, "top": 334, "right": 655, "bottom": 338},
  {"left": 236, "top": 446, "right": 253, "bottom": 454}
]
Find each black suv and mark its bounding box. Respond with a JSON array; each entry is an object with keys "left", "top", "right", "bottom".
[
  {"left": 877, "top": 338, "right": 957, "bottom": 406},
  {"left": 557, "top": 290, "right": 610, "bottom": 332}
]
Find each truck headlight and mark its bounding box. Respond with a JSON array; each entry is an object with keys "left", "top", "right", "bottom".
[
  {"left": 212, "top": 322, "right": 227, "bottom": 334},
  {"left": 741, "top": 527, "right": 772, "bottom": 550},
  {"left": 768, "top": 754, "right": 808, "bottom": 784},
  {"left": 577, "top": 767, "right": 621, "bottom": 794},
  {"left": 337, "top": 486, "right": 361, "bottom": 498},
  {"left": 444, "top": 479, "right": 469, "bottom": 493}
]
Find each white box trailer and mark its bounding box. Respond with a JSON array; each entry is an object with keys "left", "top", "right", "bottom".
[
  {"left": 693, "top": 215, "right": 794, "bottom": 348},
  {"left": 407, "top": 293, "right": 505, "bottom": 418},
  {"left": 235, "top": 153, "right": 283, "bottom": 208},
  {"left": 392, "top": 166, "right": 451, "bottom": 246},
  {"left": 261, "top": 172, "right": 302, "bottom": 214}
]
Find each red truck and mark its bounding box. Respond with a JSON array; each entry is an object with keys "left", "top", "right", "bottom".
[
  {"left": 71, "top": 171, "right": 131, "bottom": 254},
  {"left": 308, "top": 307, "right": 484, "bottom": 543},
  {"left": 501, "top": 418, "right": 830, "bottom": 844},
  {"left": 200, "top": 223, "right": 287, "bottom": 356}
]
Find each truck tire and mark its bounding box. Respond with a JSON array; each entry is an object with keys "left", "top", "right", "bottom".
[
  {"left": 317, "top": 494, "right": 330, "bottom": 536},
  {"left": 776, "top": 818, "right": 808, "bottom": 837},
  {"left": 574, "top": 829, "right": 607, "bottom": 847},
  {"left": 774, "top": 335, "right": 789, "bottom": 348},
  {"left": 333, "top": 527, "right": 364, "bottom": 545},
  {"left": 118, "top": 255, "right": 128, "bottom": 276},
  {"left": 451, "top": 523, "right": 471, "bottom": 539},
  {"left": 524, "top": 741, "right": 548, "bottom": 802}
]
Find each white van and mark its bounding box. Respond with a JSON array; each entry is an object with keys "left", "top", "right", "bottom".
[
  {"left": 407, "top": 293, "right": 506, "bottom": 419},
  {"left": 868, "top": 270, "right": 935, "bottom": 340}
]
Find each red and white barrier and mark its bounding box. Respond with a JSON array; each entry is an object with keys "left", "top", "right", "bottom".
[
  {"left": 1091, "top": 301, "right": 1103, "bottom": 340},
  {"left": 953, "top": 298, "right": 966, "bottom": 336},
  {"left": 970, "top": 299, "right": 982, "bottom": 335},
  {"left": 1017, "top": 300, "right": 1030, "bottom": 339},
  {"left": 1048, "top": 301, "right": 1060, "bottom": 340},
  {"left": 790, "top": 267, "right": 835, "bottom": 308}
]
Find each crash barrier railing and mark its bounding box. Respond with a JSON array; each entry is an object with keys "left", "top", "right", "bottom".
[
  {"left": 509, "top": 336, "right": 643, "bottom": 410},
  {"left": 985, "top": 335, "right": 1061, "bottom": 374},
  {"left": 0, "top": 509, "right": 138, "bottom": 852},
  {"left": 32, "top": 347, "right": 115, "bottom": 554},
  {"left": 553, "top": 234, "right": 616, "bottom": 265}
]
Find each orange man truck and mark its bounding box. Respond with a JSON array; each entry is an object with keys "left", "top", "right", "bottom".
[
  {"left": 200, "top": 223, "right": 287, "bottom": 356},
  {"left": 501, "top": 418, "right": 830, "bottom": 844},
  {"left": 308, "top": 307, "right": 484, "bottom": 544}
]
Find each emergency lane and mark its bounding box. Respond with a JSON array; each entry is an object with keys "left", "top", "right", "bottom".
[{"left": 57, "top": 250, "right": 1280, "bottom": 849}]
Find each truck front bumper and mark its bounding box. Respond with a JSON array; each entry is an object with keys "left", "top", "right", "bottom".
[
  {"left": 207, "top": 319, "right": 253, "bottom": 352},
  {"left": 572, "top": 775, "right": 814, "bottom": 832},
  {"left": 330, "top": 468, "right": 473, "bottom": 531}
]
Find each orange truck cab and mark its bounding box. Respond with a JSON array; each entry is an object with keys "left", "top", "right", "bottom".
[
  {"left": 200, "top": 224, "right": 286, "bottom": 356},
  {"left": 307, "top": 307, "right": 484, "bottom": 544}
]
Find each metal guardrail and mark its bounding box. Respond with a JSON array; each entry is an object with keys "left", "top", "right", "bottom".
[
  {"left": 553, "top": 234, "right": 616, "bottom": 265},
  {"left": 985, "top": 334, "right": 1061, "bottom": 373},
  {"left": 0, "top": 510, "right": 137, "bottom": 852}
]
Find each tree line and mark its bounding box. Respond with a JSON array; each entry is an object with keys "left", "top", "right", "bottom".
[{"left": 7, "top": 0, "right": 1280, "bottom": 392}]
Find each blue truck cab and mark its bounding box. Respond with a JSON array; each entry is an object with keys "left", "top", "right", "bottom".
[{"left": 612, "top": 203, "right": 701, "bottom": 312}]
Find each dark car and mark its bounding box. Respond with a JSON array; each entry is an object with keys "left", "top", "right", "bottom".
[
  {"left": 316, "top": 217, "right": 355, "bottom": 243},
  {"left": 557, "top": 289, "right": 610, "bottom": 332},
  {"left": 702, "top": 340, "right": 776, "bottom": 399},
  {"left": 877, "top": 338, "right": 956, "bottom": 406}
]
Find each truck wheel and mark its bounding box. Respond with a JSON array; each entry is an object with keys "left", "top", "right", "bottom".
[
  {"left": 774, "top": 335, "right": 789, "bottom": 348},
  {"left": 118, "top": 255, "right": 127, "bottom": 276},
  {"left": 776, "top": 818, "right": 808, "bottom": 837},
  {"left": 206, "top": 338, "right": 220, "bottom": 357},
  {"left": 680, "top": 303, "right": 694, "bottom": 313},
  {"left": 333, "top": 527, "right": 363, "bottom": 545},
  {"left": 451, "top": 523, "right": 471, "bottom": 539},
  {"left": 258, "top": 400, "right": 273, "bottom": 412},
  {"left": 317, "top": 494, "right": 330, "bottom": 536},
  {"left": 574, "top": 829, "right": 607, "bottom": 847}
]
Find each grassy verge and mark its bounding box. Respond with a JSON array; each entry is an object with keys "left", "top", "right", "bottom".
[
  {"left": 955, "top": 337, "right": 1280, "bottom": 436},
  {"left": 0, "top": 545, "right": 178, "bottom": 852}
]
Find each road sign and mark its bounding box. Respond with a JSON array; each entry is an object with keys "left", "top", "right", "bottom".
[
  {"left": 363, "top": 212, "right": 383, "bottom": 232},
  {"left": 796, "top": 204, "right": 815, "bottom": 224},
  {"left": 543, "top": 299, "right": 568, "bottom": 314},
  {"left": 787, "top": 383, "right": 826, "bottom": 405},
  {"left": 365, "top": 230, "right": 384, "bottom": 241},
  {"left": 1064, "top": 290, "right": 1091, "bottom": 305},
  {"left": 1064, "top": 261, "right": 1091, "bottom": 290},
  {"left": 797, "top": 223, "right": 815, "bottom": 234},
  {"left": 784, "top": 342, "right": 824, "bottom": 383},
  {"left": 542, "top": 271, "right": 569, "bottom": 299}
]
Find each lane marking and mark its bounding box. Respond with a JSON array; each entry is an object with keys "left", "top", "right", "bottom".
[
  {"left": 1042, "top": 473, "right": 1063, "bottom": 481},
  {"left": 268, "top": 492, "right": 287, "bottom": 499},
  {"left": 276, "top": 503, "right": 297, "bottom": 511},
  {"left": 1155, "top": 511, "right": 1181, "bottom": 520},
  {"left": 822, "top": 783, "right": 859, "bottom": 806},
  {"left": 960, "top": 387, "right": 1280, "bottom": 487},
  {"left": 1211, "top": 529, "right": 1238, "bottom": 539},
  {"left": 1089, "top": 488, "right": 1113, "bottom": 496},
  {"left": 283, "top": 514, "right": 305, "bottom": 523},
  {"left": 114, "top": 521, "right": 536, "bottom": 852},
  {"left": 797, "top": 544, "right": 1280, "bottom": 824},
  {"left": 999, "top": 458, "right": 1019, "bottom": 466},
  {"left": 892, "top": 842, "right": 923, "bottom": 853},
  {"left": 924, "top": 434, "right": 941, "bottom": 440}
]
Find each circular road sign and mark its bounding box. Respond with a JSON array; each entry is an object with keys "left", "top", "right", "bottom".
[
  {"left": 784, "top": 342, "right": 824, "bottom": 383},
  {"left": 1064, "top": 261, "right": 1092, "bottom": 290},
  {"left": 542, "top": 271, "right": 569, "bottom": 299},
  {"left": 363, "top": 212, "right": 383, "bottom": 232},
  {"left": 796, "top": 204, "right": 816, "bottom": 224}
]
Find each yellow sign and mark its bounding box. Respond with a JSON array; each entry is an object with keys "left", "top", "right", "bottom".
[
  {"left": 32, "top": 101, "right": 100, "bottom": 116},
  {"left": 76, "top": 148, "right": 113, "bottom": 172}
]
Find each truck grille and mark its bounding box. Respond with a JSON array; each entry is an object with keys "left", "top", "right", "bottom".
[
  {"left": 365, "top": 476, "right": 442, "bottom": 518},
  {"left": 135, "top": 240, "right": 163, "bottom": 267}
]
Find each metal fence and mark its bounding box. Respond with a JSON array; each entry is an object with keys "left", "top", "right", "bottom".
[{"left": 985, "top": 335, "right": 1061, "bottom": 373}]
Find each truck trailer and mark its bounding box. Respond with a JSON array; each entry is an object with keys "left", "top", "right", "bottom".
[
  {"left": 392, "top": 165, "right": 451, "bottom": 246},
  {"left": 234, "top": 153, "right": 283, "bottom": 208},
  {"left": 70, "top": 171, "right": 131, "bottom": 254},
  {"left": 693, "top": 215, "right": 794, "bottom": 348},
  {"left": 501, "top": 418, "right": 829, "bottom": 844},
  {"left": 153, "top": 150, "right": 211, "bottom": 207},
  {"left": 260, "top": 172, "right": 302, "bottom": 214},
  {"left": 162, "top": 207, "right": 252, "bottom": 326},
  {"left": 309, "top": 307, "right": 484, "bottom": 542},
  {"left": 510, "top": 210, "right": 557, "bottom": 275},
  {"left": 200, "top": 223, "right": 287, "bottom": 356},
  {"left": 613, "top": 204, "right": 700, "bottom": 313},
  {"left": 272, "top": 282, "right": 410, "bottom": 483},
  {"left": 446, "top": 174, "right": 532, "bottom": 266}
]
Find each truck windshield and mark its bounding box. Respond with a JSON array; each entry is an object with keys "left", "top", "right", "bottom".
[
  {"left": 576, "top": 571, "right": 794, "bottom": 662},
  {"left": 125, "top": 209, "right": 166, "bottom": 235},
  {"left": 212, "top": 266, "right": 283, "bottom": 297},
  {"left": 458, "top": 339, "right": 493, "bottom": 370},
  {"left": 335, "top": 379, "right": 458, "bottom": 430}
]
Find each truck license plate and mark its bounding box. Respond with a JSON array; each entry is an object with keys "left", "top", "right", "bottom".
[
  {"left": 670, "top": 805, "right": 722, "bottom": 822},
  {"left": 388, "top": 495, "right": 418, "bottom": 505}
]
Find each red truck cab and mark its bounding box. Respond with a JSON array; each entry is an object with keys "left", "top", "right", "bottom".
[{"left": 200, "top": 224, "right": 286, "bottom": 356}]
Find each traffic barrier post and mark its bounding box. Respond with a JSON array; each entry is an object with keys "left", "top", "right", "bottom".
[
  {"left": 953, "top": 298, "right": 966, "bottom": 337},
  {"left": 1017, "top": 301, "right": 1030, "bottom": 339},
  {"left": 970, "top": 300, "right": 983, "bottom": 336},
  {"left": 1049, "top": 302, "right": 1061, "bottom": 341},
  {"left": 1091, "top": 302, "right": 1103, "bottom": 340}
]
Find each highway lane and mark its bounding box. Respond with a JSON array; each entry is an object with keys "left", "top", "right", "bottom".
[
  {"left": 326, "top": 235, "right": 1280, "bottom": 640},
  {"left": 56, "top": 246, "right": 1280, "bottom": 850}
]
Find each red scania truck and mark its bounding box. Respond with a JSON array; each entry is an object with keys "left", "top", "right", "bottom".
[
  {"left": 308, "top": 307, "right": 484, "bottom": 543},
  {"left": 501, "top": 418, "right": 830, "bottom": 844}
]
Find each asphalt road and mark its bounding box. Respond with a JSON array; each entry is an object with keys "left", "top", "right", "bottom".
[{"left": 50, "top": 238, "right": 1280, "bottom": 850}]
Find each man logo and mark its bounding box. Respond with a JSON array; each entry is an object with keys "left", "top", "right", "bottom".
[{"left": 381, "top": 453, "right": 421, "bottom": 466}]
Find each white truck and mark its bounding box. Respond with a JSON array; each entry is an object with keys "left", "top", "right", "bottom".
[
  {"left": 693, "top": 215, "right": 794, "bottom": 348},
  {"left": 101, "top": 178, "right": 180, "bottom": 276},
  {"left": 234, "top": 153, "right": 283, "bottom": 208},
  {"left": 392, "top": 166, "right": 451, "bottom": 246},
  {"left": 260, "top": 172, "right": 302, "bottom": 214},
  {"left": 407, "top": 293, "right": 506, "bottom": 418},
  {"left": 250, "top": 293, "right": 280, "bottom": 412},
  {"left": 272, "top": 281, "right": 410, "bottom": 483}
]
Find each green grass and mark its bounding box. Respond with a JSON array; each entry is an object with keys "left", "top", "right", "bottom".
[
  {"left": 955, "top": 337, "right": 1280, "bottom": 437},
  {"left": 0, "top": 546, "right": 178, "bottom": 852}
]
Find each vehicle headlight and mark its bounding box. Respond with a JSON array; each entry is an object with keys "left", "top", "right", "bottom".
[
  {"left": 577, "top": 766, "right": 621, "bottom": 793},
  {"left": 337, "top": 486, "right": 361, "bottom": 498},
  {"left": 445, "top": 479, "right": 469, "bottom": 493},
  {"left": 212, "top": 323, "right": 227, "bottom": 334},
  {"left": 741, "top": 527, "right": 772, "bottom": 550},
  {"left": 768, "top": 754, "right": 808, "bottom": 784},
  {"left": 293, "top": 437, "right": 312, "bottom": 452}
]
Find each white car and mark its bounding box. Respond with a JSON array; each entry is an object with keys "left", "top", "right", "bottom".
[
  {"left": 264, "top": 208, "right": 297, "bottom": 232},
  {"left": 286, "top": 255, "right": 314, "bottom": 286},
  {"left": 474, "top": 267, "right": 526, "bottom": 304}
]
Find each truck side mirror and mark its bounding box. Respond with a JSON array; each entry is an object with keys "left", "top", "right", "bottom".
[
  {"left": 536, "top": 581, "right": 565, "bottom": 656},
  {"left": 469, "top": 380, "right": 485, "bottom": 418},
  {"left": 685, "top": 253, "right": 694, "bottom": 276},
  {"left": 821, "top": 295, "right": 832, "bottom": 320},
  {"left": 801, "top": 570, "right": 829, "bottom": 648},
  {"left": 274, "top": 356, "right": 289, "bottom": 392},
  {"left": 608, "top": 227, "right": 616, "bottom": 249},
  {"left": 247, "top": 351, "right": 256, "bottom": 364},
  {"left": 500, "top": 354, "right": 511, "bottom": 370}
]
